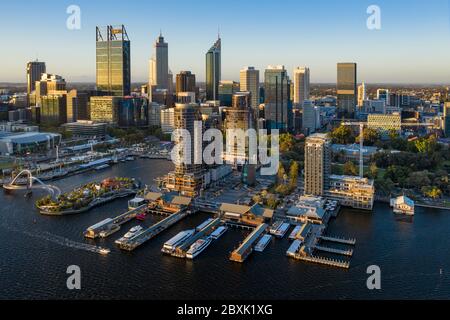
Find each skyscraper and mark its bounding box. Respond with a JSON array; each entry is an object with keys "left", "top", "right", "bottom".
[
  {"left": 96, "top": 25, "right": 131, "bottom": 96},
  {"left": 293, "top": 67, "right": 310, "bottom": 106},
  {"left": 176, "top": 71, "right": 196, "bottom": 94},
  {"left": 240, "top": 67, "right": 260, "bottom": 110},
  {"left": 337, "top": 63, "right": 357, "bottom": 118},
  {"left": 304, "top": 133, "right": 331, "bottom": 196},
  {"left": 27, "top": 60, "right": 46, "bottom": 96},
  {"left": 150, "top": 32, "right": 169, "bottom": 90},
  {"left": 357, "top": 82, "right": 366, "bottom": 107},
  {"left": 264, "top": 65, "right": 291, "bottom": 131},
  {"left": 205, "top": 36, "right": 221, "bottom": 101}
]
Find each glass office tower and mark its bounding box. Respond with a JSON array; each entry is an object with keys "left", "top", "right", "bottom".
[
  {"left": 337, "top": 62, "right": 357, "bottom": 118},
  {"left": 264, "top": 65, "right": 291, "bottom": 131},
  {"left": 96, "top": 25, "right": 131, "bottom": 96},
  {"left": 205, "top": 37, "right": 221, "bottom": 101}
]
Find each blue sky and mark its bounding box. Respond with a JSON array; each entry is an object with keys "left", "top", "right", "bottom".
[{"left": 1, "top": 0, "right": 450, "bottom": 83}]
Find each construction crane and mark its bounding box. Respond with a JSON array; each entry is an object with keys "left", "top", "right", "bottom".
[{"left": 340, "top": 121, "right": 438, "bottom": 178}]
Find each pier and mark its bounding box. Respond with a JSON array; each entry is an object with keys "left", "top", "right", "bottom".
[
  {"left": 319, "top": 235, "right": 356, "bottom": 245},
  {"left": 84, "top": 204, "right": 147, "bottom": 239},
  {"left": 229, "top": 223, "right": 267, "bottom": 263},
  {"left": 314, "top": 245, "right": 353, "bottom": 257},
  {"left": 117, "top": 210, "right": 189, "bottom": 251},
  {"left": 294, "top": 255, "right": 350, "bottom": 269}
]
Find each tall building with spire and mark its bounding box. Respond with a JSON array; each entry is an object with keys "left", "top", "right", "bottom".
[
  {"left": 96, "top": 25, "right": 130, "bottom": 96},
  {"left": 205, "top": 36, "right": 221, "bottom": 101},
  {"left": 150, "top": 32, "right": 169, "bottom": 90}
]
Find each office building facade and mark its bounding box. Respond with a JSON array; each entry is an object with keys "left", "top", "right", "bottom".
[
  {"left": 293, "top": 67, "right": 310, "bottom": 106},
  {"left": 240, "top": 66, "right": 260, "bottom": 110},
  {"left": 337, "top": 63, "right": 357, "bottom": 118},
  {"left": 264, "top": 65, "right": 291, "bottom": 131},
  {"left": 96, "top": 25, "right": 131, "bottom": 96},
  {"left": 150, "top": 33, "right": 169, "bottom": 90}
]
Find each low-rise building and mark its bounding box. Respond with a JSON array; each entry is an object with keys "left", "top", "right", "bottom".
[
  {"left": 326, "top": 175, "right": 375, "bottom": 210},
  {"left": 0, "top": 131, "right": 61, "bottom": 155},
  {"left": 62, "top": 120, "right": 107, "bottom": 138},
  {"left": 219, "top": 203, "right": 274, "bottom": 227}
]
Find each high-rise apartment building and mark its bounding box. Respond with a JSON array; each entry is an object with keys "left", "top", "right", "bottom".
[
  {"left": 96, "top": 25, "right": 131, "bottom": 96},
  {"left": 206, "top": 37, "right": 221, "bottom": 101},
  {"left": 304, "top": 133, "right": 331, "bottom": 196},
  {"left": 337, "top": 63, "right": 357, "bottom": 118},
  {"left": 293, "top": 67, "right": 310, "bottom": 106},
  {"left": 264, "top": 65, "right": 291, "bottom": 131},
  {"left": 224, "top": 92, "right": 254, "bottom": 166},
  {"left": 240, "top": 67, "right": 260, "bottom": 110},
  {"left": 150, "top": 33, "right": 169, "bottom": 90},
  {"left": 165, "top": 103, "right": 204, "bottom": 196}
]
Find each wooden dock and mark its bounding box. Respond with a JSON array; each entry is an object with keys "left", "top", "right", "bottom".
[
  {"left": 294, "top": 254, "right": 350, "bottom": 269},
  {"left": 319, "top": 236, "right": 356, "bottom": 245}
]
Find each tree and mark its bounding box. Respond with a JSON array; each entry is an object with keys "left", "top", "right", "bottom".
[
  {"left": 289, "top": 161, "right": 299, "bottom": 187},
  {"left": 406, "top": 171, "right": 431, "bottom": 189},
  {"left": 421, "top": 186, "right": 442, "bottom": 199},
  {"left": 328, "top": 125, "right": 355, "bottom": 145},
  {"left": 280, "top": 133, "right": 295, "bottom": 153},
  {"left": 368, "top": 162, "right": 379, "bottom": 179},
  {"left": 356, "top": 127, "right": 380, "bottom": 146},
  {"left": 277, "top": 163, "right": 286, "bottom": 184},
  {"left": 343, "top": 161, "right": 358, "bottom": 176}
]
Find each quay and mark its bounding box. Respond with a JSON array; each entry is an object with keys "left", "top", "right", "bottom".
[
  {"left": 229, "top": 223, "right": 268, "bottom": 263},
  {"left": 84, "top": 204, "right": 147, "bottom": 239},
  {"left": 117, "top": 210, "right": 190, "bottom": 251},
  {"left": 314, "top": 245, "right": 353, "bottom": 257},
  {"left": 319, "top": 235, "right": 356, "bottom": 245}
]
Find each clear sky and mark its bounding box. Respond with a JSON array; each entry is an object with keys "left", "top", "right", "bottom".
[{"left": 1, "top": 0, "right": 450, "bottom": 84}]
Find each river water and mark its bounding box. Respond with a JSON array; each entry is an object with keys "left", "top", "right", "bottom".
[{"left": 0, "top": 159, "right": 449, "bottom": 299}]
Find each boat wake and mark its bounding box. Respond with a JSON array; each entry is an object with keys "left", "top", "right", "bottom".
[{"left": 0, "top": 222, "right": 110, "bottom": 255}]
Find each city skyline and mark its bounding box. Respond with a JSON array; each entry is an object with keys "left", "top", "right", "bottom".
[{"left": 2, "top": 0, "right": 450, "bottom": 83}]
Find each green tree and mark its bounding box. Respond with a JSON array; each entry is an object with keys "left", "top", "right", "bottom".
[
  {"left": 406, "top": 171, "right": 431, "bottom": 189},
  {"left": 280, "top": 133, "right": 295, "bottom": 153},
  {"left": 328, "top": 125, "right": 355, "bottom": 144},
  {"left": 368, "top": 162, "right": 379, "bottom": 179},
  {"left": 343, "top": 161, "right": 358, "bottom": 176},
  {"left": 277, "top": 163, "right": 286, "bottom": 184},
  {"left": 421, "top": 186, "right": 442, "bottom": 199},
  {"left": 289, "top": 161, "right": 299, "bottom": 187},
  {"left": 356, "top": 127, "right": 380, "bottom": 146}
]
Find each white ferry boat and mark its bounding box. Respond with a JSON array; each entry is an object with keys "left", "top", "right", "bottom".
[
  {"left": 186, "top": 237, "right": 212, "bottom": 259},
  {"left": 98, "top": 247, "right": 111, "bottom": 255},
  {"left": 269, "top": 221, "right": 283, "bottom": 235},
  {"left": 162, "top": 229, "right": 195, "bottom": 253},
  {"left": 254, "top": 234, "right": 272, "bottom": 252},
  {"left": 115, "top": 225, "right": 143, "bottom": 244},
  {"left": 286, "top": 240, "right": 302, "bottom": 258},
  {"left": 210, "top": 226, "right": 228, "bottom": 240}
]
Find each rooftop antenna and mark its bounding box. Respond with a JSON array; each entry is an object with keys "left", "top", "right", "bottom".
[{"left": 218, "top": 26, "right": 221, "bottom": 39}]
